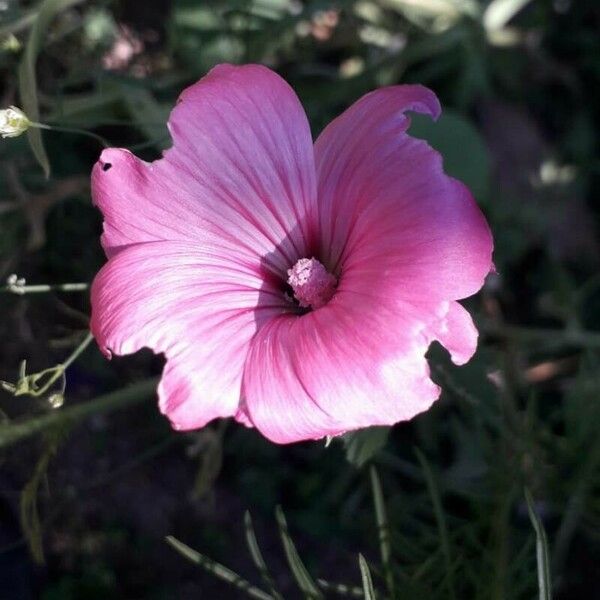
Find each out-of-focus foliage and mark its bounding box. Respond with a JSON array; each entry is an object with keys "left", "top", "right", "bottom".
[{"left": 0, "top": 0, "right": 599, "bottom": 598}]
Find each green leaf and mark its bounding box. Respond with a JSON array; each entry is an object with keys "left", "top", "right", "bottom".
[
  {"left": 409, "top": 110, "right": 490, "bottom": 203},
  {"left": 18, "top": 0, "right": 85, "bottom": 177},
  {"left": 166, "top": 536, "right": 274, "bottom": 600},
  {"left": 525, "top": 489, "right": 552, "bottom": 600},
  {"left": 358, "top": 554, "right": 377, "bottom": 600},
  {"left": 20, "top": 428, "right": 65, "bottom": 563},
  {"left": 244, "top": 511, "right": 284, "bottom": 600},
  {"left": 415, "top": 448, "right": 456, "bottom": 600},
  {"left": 369, "top": 466, "right": 394, "bottom": 597},
  {"left": 343, "top": 426, "right": 390, "bottom": 468},
  {"left": 275, "top": 506, "right": 323, "bottom": 599}
]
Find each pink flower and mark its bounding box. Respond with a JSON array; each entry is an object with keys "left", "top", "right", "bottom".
[{"left": 90, "top": 64, "right": 493, "bottom": 444}]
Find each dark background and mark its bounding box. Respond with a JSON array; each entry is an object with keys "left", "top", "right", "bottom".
[{"left": 1, "top": 0, "right": 599, "bottom": 598}]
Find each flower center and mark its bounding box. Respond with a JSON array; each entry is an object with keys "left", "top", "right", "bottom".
[{"left": 287, "top": 257, "right": 337, "bottom": 310}]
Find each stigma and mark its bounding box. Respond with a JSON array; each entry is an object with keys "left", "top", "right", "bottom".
[{"left": 287, "top": 257, "right": 337, "bottom": 310}]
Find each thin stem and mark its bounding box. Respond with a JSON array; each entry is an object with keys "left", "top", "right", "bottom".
[
  {"left": 31, "top": 122, "right": 109, "bottom": 148},
  {"left": 1, "top": 282, "right": 88, "bottom": 295},
  {"left": 415, "top": 448, "right": 457, "bottom": 600},
  {"left": 482, "top": 322, "right": 600, "bottom": 349},
  {"left": 61, "top": 332, "right": 93, "bottom": 370},
  {"left": 36, "top": 331, "right": 93, "bottom": 394},
  {"left": 0, "top": 378, "right": 158, "bottom": 449},
  {"left": 0, "top": 332, "right": 93, "bottom": 400},
  {"left": 369, "top": 466, "right": 395, "bottom": 598},
  {"left": 46, "top": 119, "right": 166, "bottom": 127},
  {"left": 166, "top": 536, "right": 274, "bottom": 600},
  {"left": 317, "top": 579, "right": 364, "bottom": 597}
]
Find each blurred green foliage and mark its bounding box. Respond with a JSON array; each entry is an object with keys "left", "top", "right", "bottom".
[{"left": 1, "top": 0, "right": 599, "bottom": 598}]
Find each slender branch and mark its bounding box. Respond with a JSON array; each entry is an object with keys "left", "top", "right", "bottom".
[
  {"left": 0, "top": 378, "right": 158, "bottom": 449},
  {"left": 481, "top": 322, "right": 600, "bottom": 349},
  {"left": 370, "top": 466, "right": 395, "bottom": 598},
  {"left": 61, "top": 332, "right": 93, "bottom": 369},
  {"left": 31, "top": 122, "right": 110, "bottom": 148},
  {"left": 317, "top": 578, "right": 364, "bottom": 597},
  {"left": 415, "top": 448, "right": 456, "bottom": 600},
  {"left": 1, "top": 332, "right": 94, "bottom": 400},
  {"left": 1, "top": 281, "right": 89, "bottom": 295},
  {"left": 166, "top": 536, "right": 274, "bottom": 600}
]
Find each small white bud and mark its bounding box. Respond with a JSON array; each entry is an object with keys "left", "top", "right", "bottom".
[
  {"left": 1, "top": 34, "right": 22, "bottom": 53},
  {"left": 6, "top": 273, "right": 26, "bottom": 294},
  {"left": 48, "top": 393, "right": 65, "bottom": 409},
  {"left": 0, "top": 106, "right": 31, "bottom": 138}
]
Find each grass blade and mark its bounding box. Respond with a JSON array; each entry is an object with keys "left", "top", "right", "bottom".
[
  {"left": 525, "top": 489, "right": 552, "bottom": 600},
  {"left": 369, "top": 466, "right": 395, "bottom": 597},
  {"left": 19, "top": 429, "right": 64, "bottom": 563},
  {"left": 244, "top": 511, "right": 284, "bottom": 600},
  {"left": 317, "top": 578, "right": 364, "bottom": 597},
  {"left": 166, "top": 535, "right": 273, "bottom": 600},
  {"left": 358, "top": 554, "right": 377, "bottom": 600},
  {"left": 275, "top": 506, "right": 323, "bottom": 599},
  {"left": 18, "top": 0, "right": 85, "bottom": 177},
  {"left": 415, "top": 448, "right": 456, "bottom": 600}
]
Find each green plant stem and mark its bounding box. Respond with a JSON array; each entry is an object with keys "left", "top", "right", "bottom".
[
  {"left": 369, "top": 466, "right": 395, "bottom": 598},
  {"left": 482, "top": 322, "right": 600, "bottom": 349},
  {"left": 61, "top": 332, "right": 93, "bottom": 370},
  {"left": 317, "top": 579, "right": 363, "bottom": 597},
  {"left": 25, "top": 332, "right": 93, "bottom": 397},
  {"left": 415, "top": 448, "right": 457, "bottom": 600},
  {"left": 244, "top": 511, "right": 284, "bottom": 600},
  {"left": 166, "top": 536, "right": 274, "bottom": 600},
  {"left": 525, "top": 489, "right": 552, "bottom": 600},
  {"left": 0, "top": 378, "right": 158, "bottom": 449},
  {"left": 1, "top": 282, "right": 88, "bottom": 294},
  {"left": 32, "top": 122, "right": 110, "bottom": 148},
  {"left": 0, "top": 10, "right": 37, "bottom": 38}
]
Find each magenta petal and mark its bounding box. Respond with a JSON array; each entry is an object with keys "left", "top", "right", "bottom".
[
  {"left": 90, "top": 68, "right": 494, "bottom": 444},
  {"left": 91, "top": 241, "right": 286, "bottom": 430},
  {"left": 433, "top": 301, "right": 479, "bottom": 366},
  {"left": 92, "top": 64, "right": 317, "bottom": 277},
  {"left": 315, "top": 85, "right": 493, "bottom": 302},
  {"left": 242, "top": 299, "right": 442, "bottom": 444}
]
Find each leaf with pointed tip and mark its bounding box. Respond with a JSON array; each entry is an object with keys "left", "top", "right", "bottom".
[
  {"left": 359, "top": 555, "right": 377, "bottom": 600},
  {"left": 525, "top": 489, "right": 552, "bottom": 600},
  {"left": 244, "top": 511, "right": 284, "bottom": 600},
  {"left": 166, "top": 536, "right": 274, "bottom": 600},
  {"left": 275, "top": 506, "right": 323, "bottom": 599},
  {"left": 369, "top": 466, "right": 395, "bottom": 597},
  {"left": 18, "top": 0, "right": 85, "bottom": 177}
]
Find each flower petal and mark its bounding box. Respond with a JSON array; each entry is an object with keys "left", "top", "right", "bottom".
[
  {"left": 93, "top": 64, "right": 317, "bottom": 277},
  {"left": 242, "top": 297, "right": 443, "bottom": 444},
  {"left": 433, "top": 301, "right": 479, "bottom": 366},
  {"left": 314, "top": 85, "right": 493, "bottom": 302},
  {"left": 91, "top": 240, "right": 286, "bottom": 430}
]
